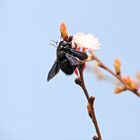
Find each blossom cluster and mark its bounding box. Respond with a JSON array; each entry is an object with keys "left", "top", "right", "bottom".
[
  {"left": 60, "top": 22, "right": 100, "bottom": 52},
  {"left": 59, "top": 22, "right": 140, "bottom": 97}
]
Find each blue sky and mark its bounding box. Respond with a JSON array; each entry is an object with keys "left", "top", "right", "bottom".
[{"left": 0, "top": 0, "right": 140, "bottom": 140}]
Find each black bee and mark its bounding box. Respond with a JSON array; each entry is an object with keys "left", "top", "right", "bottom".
[{"left": 47, "top": 40, "right": 88, "bottom": 81}]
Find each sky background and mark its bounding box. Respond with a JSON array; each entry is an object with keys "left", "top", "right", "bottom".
[{"left": 0, "top": 0, "right": 140, "bottom": 140}]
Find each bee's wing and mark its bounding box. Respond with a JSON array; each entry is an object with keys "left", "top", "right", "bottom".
[
  {"left": 69, "top": 49, "right": 88, "bottom": 60},
  {"left": 47, "top": 59, "right": 60, "bottom": 81},
  {"left": 65, "top": 53, "right": 79, "bottom": 66}
]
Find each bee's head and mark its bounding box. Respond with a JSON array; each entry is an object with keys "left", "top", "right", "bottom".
[{"left": 57, "top": 40, "right": 71, "bottom": 51}]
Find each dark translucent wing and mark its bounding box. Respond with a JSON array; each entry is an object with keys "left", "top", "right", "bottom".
[
  {"left": 69, "top": 49, "right": 88, "bottom": 60},
  {"left": 65, "top": 53, "right": 79, "bottom": 66},
  {"left": 47, "top": 59, "right": 60, "bottom": 81}
]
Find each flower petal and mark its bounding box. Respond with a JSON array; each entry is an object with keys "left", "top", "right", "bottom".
[{"left": 72, "top": 32, "right": 100, "bottom": 50}]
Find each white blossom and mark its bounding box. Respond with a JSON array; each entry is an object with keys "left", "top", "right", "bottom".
[{"left": 72, "top": 32, "right": 100, "bottom": 50}]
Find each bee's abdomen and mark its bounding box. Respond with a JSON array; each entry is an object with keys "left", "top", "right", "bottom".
[{"left": 60, "top": 59, "right": 76, "bottom": 75}]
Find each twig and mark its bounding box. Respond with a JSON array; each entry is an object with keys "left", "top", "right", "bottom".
[
  {"left": 76, "top": 66, "right": 102, "bottom": 140},
  {"left": 92, "top": 53, "right": 140, "bottom": 97}
]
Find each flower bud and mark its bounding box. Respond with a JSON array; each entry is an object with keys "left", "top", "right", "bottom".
[
  {"left": 60, "top": 22, "right": 68, "bottom": 40},
  {"left": 137, "top": 86, "right": 140, "bottom": 93},
  {"left": 87, "top": 103, "right": 92, "bottom": 118},
  {"left": 114, "top": 59, "right": 121, "bottom": 75},
  {"left": 122, "top": 76, "right": 138, "bottom": 91},
  {"left": 75, "top": 78, "right": 81, "bottom": 85},
  {"left": 115, "top": 86, "right": 126, "bottom": 94}
]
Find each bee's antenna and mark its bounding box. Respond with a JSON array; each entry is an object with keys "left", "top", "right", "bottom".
[
  {"left": 50, "top": 40, "right": 59, "bottom": 47},
  {"left": 50, "top": 43, "right": 57, "bottom": 47},
  {"left": 50, "top": 40, "right": 59, "bottom": 45}
]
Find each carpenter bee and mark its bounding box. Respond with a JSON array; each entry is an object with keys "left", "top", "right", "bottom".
[{"left": 47, "top": 40, "right": 88, "bottom": 81}]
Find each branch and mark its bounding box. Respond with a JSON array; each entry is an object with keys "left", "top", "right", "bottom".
[
  {"left": 91, "top": 53, "right": 140, "bottom": 97},
  {"left": 75, "top": 66, "right": 102, "bottom": 140}
]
